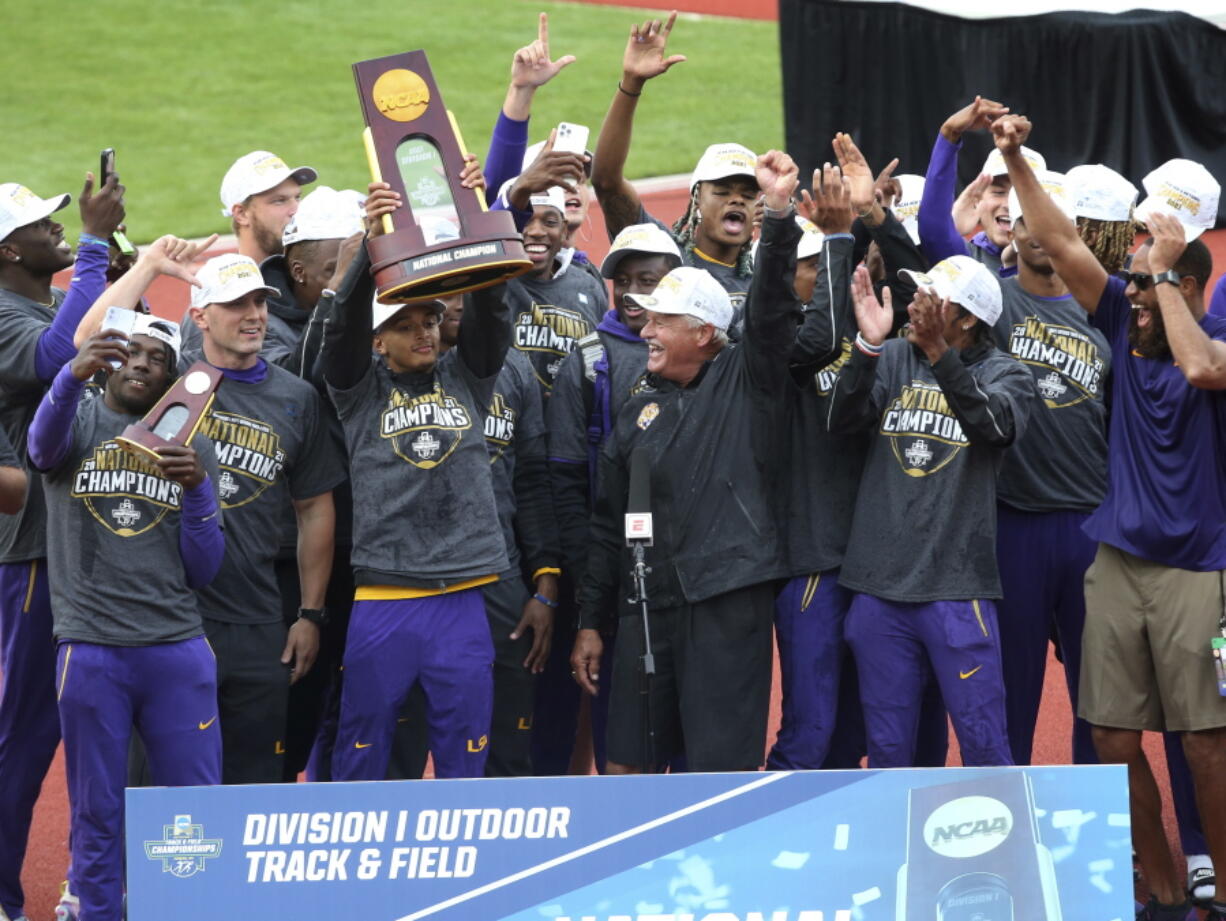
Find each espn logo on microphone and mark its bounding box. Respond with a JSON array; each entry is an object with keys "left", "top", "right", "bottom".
[{"left": 624, "top": 512, "right": 654, "bottom": 544}]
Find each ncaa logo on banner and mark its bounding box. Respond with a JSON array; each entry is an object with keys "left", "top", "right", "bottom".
[
  {"left": 144, "top": 815, "right": 223, "bottom": 878},
  {"left": 923, "top": 795, "right": 1013, "bottom": 858}
]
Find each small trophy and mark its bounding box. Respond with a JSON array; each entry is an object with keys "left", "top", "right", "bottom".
[
  {"left": 115, "top": 362, "right": 223, "bottom": 461},
  {"left": 353, "top": 50, "right": 532, "bottom": 302}
]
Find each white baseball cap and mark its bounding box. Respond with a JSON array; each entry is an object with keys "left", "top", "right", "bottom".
[
  {"left": 282, "top": 186, "right": 365, "bottom": 247},
  {"left": 601, "top": 223, "right": 683, "bottom": 278},
  {"left": 982, "top": 145, "right": 1045, "bottom": 179},
  {"left": 190, "top": 254, "right": 279, "bottom": 309},
  {"left": 891, "top": 173, "right": 925, "bottom": 245},
  {"left": 371, "top": 295, "right": 444, "bottom": 332},
  {"left": 0, "top": 183, "right": 71, "bottom": 242},
  {"left": 1135, "top": 158, "right": 1220, "bottom": 242},
  {"left": 690, "top": 143, "right": 758, "bottom": 190},
  {"left": 900, "top": 255, "right": 1003, "bottom": 326},
  {"left": 1008, "top": 169, "right": 1076, "bottom": 226},
  {"left": 131, "top": 315, "right": 183, "bottom": 364},
  {"left": 627, "top": 266, "right": 734, "bottom": 332},
  {"left": 529, "top": 186, "right": 566, "bottom": 214},
  {"left": 796, "top": 216, "right": 825, "bottom": 260},
  {"left": 219, "top": 151, "right": 317, "bottom": 216},
  {"left": 1065, "top": 164, "right": 1138, "bottom": 222}
]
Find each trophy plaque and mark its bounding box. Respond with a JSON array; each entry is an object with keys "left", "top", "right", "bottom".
[
  {"left": 115, "top": 362, "right": 223, "bottom": 461},
  {"left": 353, "top": 50, "right": 532, "bottom": 302}
]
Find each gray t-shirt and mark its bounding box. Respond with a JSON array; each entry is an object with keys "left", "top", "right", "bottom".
[
  {"left": 992, "top": 278, "right": 1111, "bottom": 512},
  {"left": 835, "top": 340, "right": 1035, "bottom": 602},
  {"left": 43, "top": 394, "right": 219, "bottom": 645},
  {"left": 506, "top": 266, "right": 608, "bottom": 392},
  {"left": 329, "top": 351, "right": 509, "bottom": 586},
  {"left": 0, "top": 287, "right": 65, "bottom": 562},
  {"left": 485, "top": 349, "right": 544, "bottom": 572},
  {"left": 0, "top": 423, "right": 17, "bottom": 468},
  {"left": 188, "top": 359, "right": 347, "bottom": 623},
  {"left": 546, "top": 329, "right": 649, "bottom": 466}
]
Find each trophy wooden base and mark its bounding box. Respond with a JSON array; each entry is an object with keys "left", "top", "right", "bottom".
[
  {"left": 115, "top": 363, "right": 222, "bottom": 461},
  {"left": 368, "top": 211, "right": 532, "bottom": 303}
]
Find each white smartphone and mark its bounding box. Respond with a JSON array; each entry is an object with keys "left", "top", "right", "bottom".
[
  {"left": 102, "top": 305, "right": 137, "bottom": 370},
  {"left": 555, "top": 122, "right": 590, "bottom": 155}
]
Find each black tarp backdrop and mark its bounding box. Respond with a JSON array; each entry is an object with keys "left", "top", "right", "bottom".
[{"left": 779, "top": 0, "right": 1226, "bottom": 226}]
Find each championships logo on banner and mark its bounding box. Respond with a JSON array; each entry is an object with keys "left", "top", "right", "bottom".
[{"left": 125, "top": 766, "right": 1131, "bottom": 921}]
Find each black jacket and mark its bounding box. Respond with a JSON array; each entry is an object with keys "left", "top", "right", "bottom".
[{"left": 577, "top": 214, "right": 802, "bottom": 629}]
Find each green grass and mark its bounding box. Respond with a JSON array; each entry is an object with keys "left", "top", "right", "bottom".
[{"left": 5, "top": 1, "right": 780, "bottom": 243}]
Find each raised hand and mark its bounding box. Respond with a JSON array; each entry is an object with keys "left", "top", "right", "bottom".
[
  {"left": 851, "top": 265, "right": 893, "bottom": 346},
  {"left": 1145, "top": 211, "right": 1189, "bottom": 275},
  {"left": 754, "top": 150, "right": 799, "bottom": 212},
  {"left": 621, "top": 11, "right": 686, "bottom": 89},
  {"left": 70, "top": 332, "right": 129, "bottom": 381},
  {"left": 79, "top": 171, "right": 126, "bottom": 240},
  {"left": 798, "top": 163, "right": 852, "bottom": 235},
  {"left": 140, "top": 234, "right": 219, "bottom": 287},
  {"left": 941, "top": 96, "right": 1010, "bottom": 144},
  {"left": 364, "top": 181, "right": 401, "bottom": 238},
  {"left": 952, "top": 173, "right": 991, "bottom": 235},
  {"left": 874, "top": 157, "right": 901, "bottom": 208},
  {"left": 510, "top": 130, "right": 588, "bottom": 209},
  {"left": 510, "top": 12, "right": 577, "bottom": 89},
  {"left": 832, "top": 133, "right": 876, "bottom": 215},
  {"left": 905, "top": 287, "right": 952, "bottom": 362},
  {"left": 990, "top": 114, "right": 1032, "bottom": 155}
]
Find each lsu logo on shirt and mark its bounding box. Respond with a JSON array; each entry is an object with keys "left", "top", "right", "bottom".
[
  {"left": 880, "top": 380, "right": 969, "bottom": 477},
  {"left": 71, "top": 441, "right": 182, "bottom": 536},
  {"left": 484, "top": 391, "right": 517, "bottom": 464},
  {"left": 199, "top": 411, "right": 285, "bottom": 508},
  {"left": 814, "top": 338, "right": 853, "bottom": 398},
  {"left": 513, "top": 303, "right": 595, "bottom": 387},
  {"left": 1009, "top": 316, "right": 1105, "bottom": 408},
  {"left": 380, "top": 383, "right": 472, "bottom": 470}
]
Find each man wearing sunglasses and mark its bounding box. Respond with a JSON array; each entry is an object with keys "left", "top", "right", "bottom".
[{"left": 994, "top": 114, "right": 1226, "bottom": 921}]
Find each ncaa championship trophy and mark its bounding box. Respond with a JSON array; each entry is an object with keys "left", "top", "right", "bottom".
[
  {"left": 353, "top": 50, "right": 532, "bottom": 301},
  {"left": 115, "top": 362, "right": 223, "bottom": 461}
]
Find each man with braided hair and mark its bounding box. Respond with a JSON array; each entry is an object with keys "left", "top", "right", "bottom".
[{"left": 590, "top": 12, "right": 756, "bottom": 337}]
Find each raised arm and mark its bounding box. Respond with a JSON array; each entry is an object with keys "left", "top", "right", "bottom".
[
  {"left": 917, "top": 97, "right": 1009, "bottom": 266},
  {"left": 827, "top": 267, "right": 892, "bottom": 433},
  {"left": 1146, "top": 212, "right": 1226, "bottom": 389},
  {"left": 73, "top": 234, "right": 217, "bottom": 346},
  {"left": 744, "top": 150, "right": 802, "bottom": 387},
  {"left": 793, "top": 158, "right": 855, "bottom": 371},
  {"left": 590, "top": 11, "right": 687, "bottom": 240},
  {"left": 485, "top": 12, "right": 577, "bottom": 198},
  {"left": 991, "top": 115, "right": 1108, "bottom": 312}
]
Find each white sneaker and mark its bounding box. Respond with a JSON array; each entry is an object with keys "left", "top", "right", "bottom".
[
  {"left": 1189, "top": 853, "right": 1216, "bottom": 906},
  {"left": 53, "top": 880, "right": 79, "bottom": 921}
]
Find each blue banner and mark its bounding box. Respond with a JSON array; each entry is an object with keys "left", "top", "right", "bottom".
[{"left": 126, "top": 765, "right": 1132, "bottom": 921}]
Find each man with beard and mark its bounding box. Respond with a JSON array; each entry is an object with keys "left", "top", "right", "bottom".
[
  {"left": 0, "top": 173, "right": 124, "bottom": 921},
  {"left": 28, "top": 311, "right": 223, "bottom": 921},
  {"left": 539, "top": 223, "right": 680, "bottom": 774},
  {"left": 995, "top": 114, "right": 1225, "bottom": 921},
  {"left": 220, "top": 150, "right": 316, "bottom": 265},
  {"left": 590, "top": 13, "right": 756, "bottom": 336},
  {"left": 917, "top": 96, "right": 1045, "bottom": 278}
]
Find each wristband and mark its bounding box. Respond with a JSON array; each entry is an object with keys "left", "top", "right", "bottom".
[
  {"left": 855, "top": 332, "right": 884, "bottom": 356},
  {"left": 78, "top": 233, "right": 110, "bottom": 249},
  {"left": 297, "top": 607, "right": 330, "bottom": 627},
  {"left": 532, "top": 592, "right": 559, "bottom": 609},
  {"left": 763, "top": 203, "right": 795, "bottom": 220},
  {"left": 617, "top": 82, "right": 641, "bottom": 98}
]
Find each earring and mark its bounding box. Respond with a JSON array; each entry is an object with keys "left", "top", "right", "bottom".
[{"left": 963, "top": 323, "right": 972, "bottom": 331}]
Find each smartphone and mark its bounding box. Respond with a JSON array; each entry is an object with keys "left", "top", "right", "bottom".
[
  {"left": 555, "top": 122, "right": 590, "bottom": 156},
  {"left": 102, "top": 306, "right": 137, "bottom": 370},
  {"left": 97, "top": 148, "right": 135, "bottom": 255}
]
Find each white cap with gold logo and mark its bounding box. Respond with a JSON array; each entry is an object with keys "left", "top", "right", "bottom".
[{"left": 219, "top": 151, "right": 317, "bottom": 216}]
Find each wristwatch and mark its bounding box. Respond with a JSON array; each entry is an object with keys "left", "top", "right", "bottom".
[
  {"left": 297, "top": 607, "right": 329, "bottom": 627},
  {"left": 1154, "top": 269, "right": 1182, "bottom": 287}
]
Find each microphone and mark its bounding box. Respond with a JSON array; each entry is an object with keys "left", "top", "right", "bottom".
[{"left": 624, "top": 446, "right": 654, "bottom": 546}]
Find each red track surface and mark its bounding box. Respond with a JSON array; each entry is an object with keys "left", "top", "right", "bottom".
[{"left": 17, "top": 180, "right": 1226, "bottom": 915}]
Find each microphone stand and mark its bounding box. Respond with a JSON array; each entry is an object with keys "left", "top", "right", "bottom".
[{"left": 627, "top": 540, "right": 656, "bottom": 772}]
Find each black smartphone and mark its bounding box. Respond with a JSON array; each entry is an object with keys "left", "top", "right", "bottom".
[{"left": 100, "top": 148, "right": 115, "bottom": 185}]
